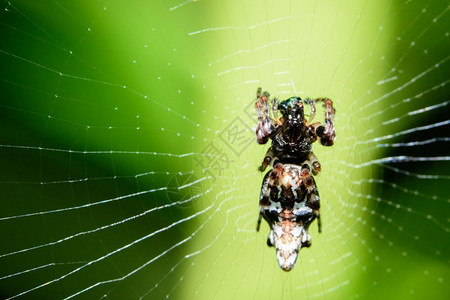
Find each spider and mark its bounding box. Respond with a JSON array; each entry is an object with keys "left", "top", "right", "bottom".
[{"left": 254, "top": 87, "right": 336, "bottom": 271}]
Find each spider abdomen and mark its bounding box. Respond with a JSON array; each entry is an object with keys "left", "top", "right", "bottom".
[{"left": 258, "top": 164, "right": 319, "bottom": 271}]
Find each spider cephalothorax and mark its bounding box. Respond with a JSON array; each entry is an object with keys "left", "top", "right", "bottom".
[
  {"left": 255, "top": 87, "right": 336, "bottom": 271},
  {"left": 255, "top": 87, "right": 336, "bottom": 173},
  {"left": 273, "top": 97, "right": 310, "bottom": 159}
]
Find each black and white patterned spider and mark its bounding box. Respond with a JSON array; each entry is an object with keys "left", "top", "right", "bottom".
[{"left": 254, "top": 87, "right": 336, "bottom": 271}]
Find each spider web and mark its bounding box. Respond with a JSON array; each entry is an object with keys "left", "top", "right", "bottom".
[{"left": 0, "top": 0, "right": 449, "bottom": 299}]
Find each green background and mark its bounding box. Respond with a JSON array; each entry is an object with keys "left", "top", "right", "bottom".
[{"left": 0, "top": 0, "right": 448, "bottom": 299}]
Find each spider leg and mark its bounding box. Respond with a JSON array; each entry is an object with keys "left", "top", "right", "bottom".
[
  {"left": 256, "top": 211, "right": 263, "bottom": 232},
  {"left": 259, "top": 147, "right": 279, "bottom": 172},
  {"left": 272, "top": 97, "right": 281, "bottom": 125},
  {"left": 259, "top": 147, "right": 273, "bottom": 172},
  {"left": 255, "top": 88, "right": 273, "bottom": 144},
  {"left": 304, "top": 98, "right": 316, "bottom": 124},
  {"left": 307, "top": 152, "right": 321, "bottom": 175},
  {"left": 323, "top": 98, "right": 336, "bottom": 141},
  {"left": 301, "top": 228, "right": 312, "bottom": 247},
  {"left": 309, "top": 98, "right": 336, "bottom": 146},
  {"left": 317, "top": 212, "right": 322, "bottom": 233}
]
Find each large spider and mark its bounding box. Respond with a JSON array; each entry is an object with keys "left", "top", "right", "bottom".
[{"left": 254, "top": 87, "right": 336, "bottom": 271}]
